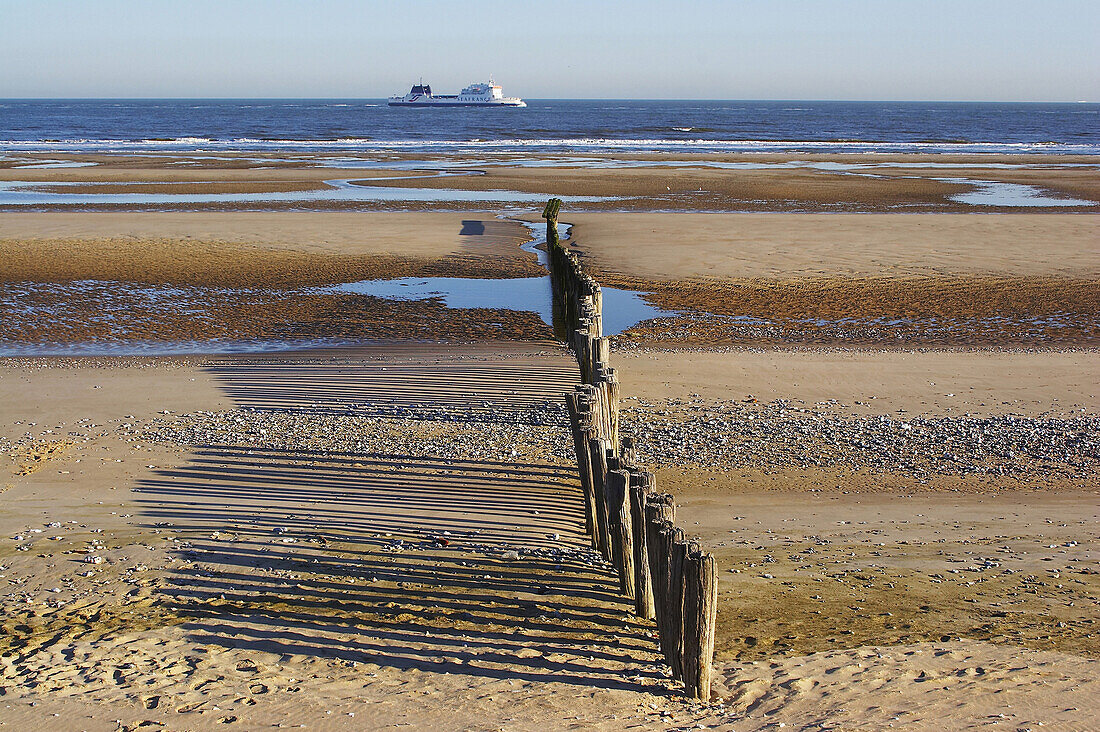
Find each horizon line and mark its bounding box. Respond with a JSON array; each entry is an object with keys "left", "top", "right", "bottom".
[{"left": 1, "top": 97, "right": 1096, "bottom": 105}]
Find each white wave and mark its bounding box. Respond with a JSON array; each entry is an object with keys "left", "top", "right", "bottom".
[
  {"left": 0, "top": 137, "right": 1096, "bottom": 155},
  {"left": 138, "top": 136, "right": 214, "bottom": 144}
]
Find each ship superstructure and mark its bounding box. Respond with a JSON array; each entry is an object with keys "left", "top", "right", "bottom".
[{"left": 388, "top": 78, "right": 526, "bottom": 107}]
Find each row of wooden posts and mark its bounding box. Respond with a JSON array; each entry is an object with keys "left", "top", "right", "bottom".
[{"left": 543, "top": 199, "right": 719, "bottom": 701}]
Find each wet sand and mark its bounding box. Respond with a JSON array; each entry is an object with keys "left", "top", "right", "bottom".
[
  {"left": 0, "top": 212, "right": 543, "bottom": 285},
  {"left": 1, "top": 212, "right": 554, "bottom": 347},
  {"left": 4, "top": 210, "right": 1098, "bottom": 349},
  {"left": 352, "top": 163, "right": 1100, "bottom": 212},
  {"left": 2, "top": 151, "right": 1098, "bottom": 212}
]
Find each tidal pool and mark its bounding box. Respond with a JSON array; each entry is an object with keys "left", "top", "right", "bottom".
[
  {"left": 327, "top": 276, "right": 671, "bottom": 336},
  {"left": 940, "top": 178, "right": 1095, "bottom": 207}
]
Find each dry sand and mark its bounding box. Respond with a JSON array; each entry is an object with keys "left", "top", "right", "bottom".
[
  {"left": 563, "top": 213, "right": 1100, "bottom": 281},
  {"left": 0, "top": 347, "right": 671, "bottom": 731},
  {"left": 3, "top": 344, "right": 1097, "bottom": 730},
  {"left": 613, "top": 348, "right": 1099, "bottom": 416},
  {"left": 0, "top": 211, "right": 521, "bottom": 259}
]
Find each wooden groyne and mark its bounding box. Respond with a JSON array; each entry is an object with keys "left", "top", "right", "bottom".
[{"left": 545, "top": 199, "right": 719, "bottom": 701}]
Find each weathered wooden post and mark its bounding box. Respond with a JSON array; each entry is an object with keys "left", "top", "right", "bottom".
[
  {"left": 682, "top": 545, "right": 719, "bottom": 701},
  {"left": 646, "top": 499, "right": 676, "bottom": 663},
  {"left": 629, "top": 471, "right": 656, "bottom": 619},
  {"left": 587, "top": 436, "right": 613, "bottom": 561},
  {"left": 576, "top": 323, "right": 596, "bottom": 383},
  {"left": 668, "top": 528, "right": 688, "bottom": 680},
  {"left": 653, "top": 520, "right": 680, "bottom": 675},
  {"left": 620, "top": 435, "right": 637, "bottom": 469},
  {"left": 543, "top": 198, "right": 566, "bottom": 338},
  {"left": 589, "top": 285, "right": 604, "bottom": 338},
  {"left": 604, "top": 469, "right": 635, "bottom": 599},
  {"left": 594, "top": 367, "right": 621, "bottom": 451},
  {"left": 565, "top": 389, "right": 597, "bottom": 539},
  {"left": 590, "top": 374, "right": 612, "bottom": 447},
  {"left": 592, "top": 337, "right": 610, "bottom": 376},
  {"left": 543, "top": 197, "right": 562, "bottom": 252}
]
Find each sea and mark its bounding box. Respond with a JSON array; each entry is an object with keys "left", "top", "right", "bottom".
[{"left": 1, "top": 100, "right": 1097, "bottom": 156}]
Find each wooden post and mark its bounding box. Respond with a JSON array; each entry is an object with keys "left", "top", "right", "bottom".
[
  {"left": 590, "top": 374, "right": 612, "bottom": 445},
  {"left": 589, "top": 298, "right": 603, "bottom": 339},
  {"left": 606, "top": 372, "right": 620, "bottom": 451},
  {"left": 564, "top": 390, "right": 597, "bottom": 540},
  {"left": 604, "top": 469, "right": 635, "bottom": 599},
  {"left": 652, "top": 520, "right": 678, "bottom": 675},
  {"left": 629, "top": 472, "right": 656, "bottom": 620},
  {"left": 543, "top": 197, "right": 562, "bottom": 250},
  {"left": 668, "top": 528, "right": 688, "bottom": 680},
  {"left": 590, "top": 284, "right": 603, "bottom": 338},
  {"left": 620, "top": 435, "right": 637, "bottom": 470},
  {"left": 682, "top": 546, "right": 719, "bottom": 701},
  {"left": 544, "top": 198, "right": 568, "bottom": 339},
  {"left": 544, "top": 198, "right": 562, "bottom": 293},
  {"left": 591, "top": 367, "right": 621, "bottom": 452},
  {"left": 646, "top": 498, "right": 675, "bottom": 662},
  {"left": 593, "top": 336, "right": 610, "bottom": 371},
  {"left": 587, "top": 436, "right": 612, "bottom": 562}
]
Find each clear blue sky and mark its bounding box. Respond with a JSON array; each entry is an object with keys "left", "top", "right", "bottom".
[{"left": 2, "top": 0, "right": 1097, "bottom": 100}]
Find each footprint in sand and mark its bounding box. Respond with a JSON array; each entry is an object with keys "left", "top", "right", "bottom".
[
  {"left": 727, "top": 678, "right": 770, "bottom": 712},
  {"left": 118, "top": 722, "right": 164, "bottom": 732},
  {"left": 142, "top": 695, "right": 160, "bottom": 709},
  {"left": 248, "top": 682, "right": 269, "bottom": 695},
  {"left": 778, "top": 677, "right": 817, "bottom": 693}
]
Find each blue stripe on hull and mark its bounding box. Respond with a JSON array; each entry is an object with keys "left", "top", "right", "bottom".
[{"left": 387, "top": 102, "right": 524, "bottom": 107}]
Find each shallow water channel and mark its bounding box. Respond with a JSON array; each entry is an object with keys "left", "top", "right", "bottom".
[
  {"left": 0, "top": 177, "right": 620, "bottom": 206},
  {"left": 322, "top": 221, "right": 672, "bottom": 337}
]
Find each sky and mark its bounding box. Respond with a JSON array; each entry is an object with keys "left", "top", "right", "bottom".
[{"left": 1, "top": 0, "right": 1098, "bottom": 101}]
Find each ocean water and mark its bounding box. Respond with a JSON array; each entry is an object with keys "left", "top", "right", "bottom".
[{"left": 1, "top": 100, "right": 1097, "bottom": 155}]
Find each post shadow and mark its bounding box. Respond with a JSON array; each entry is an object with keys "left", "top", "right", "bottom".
[{"left": 134, "top": 346, "right": 666, "bottom": 694}]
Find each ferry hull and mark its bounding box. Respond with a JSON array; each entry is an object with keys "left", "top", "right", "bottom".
[
  {"left": 388, "top": 79, "right": 526, "bottom": 108},
  {"left": 388, "top": 101, "right": 526, "bottom": 107}
]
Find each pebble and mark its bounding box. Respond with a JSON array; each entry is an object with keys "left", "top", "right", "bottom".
[
  {"left": 119, "top": 391, "right": 1099, "bottom": 484},
  {"left": 619, "top": 399, "right": 1098, "bottom": 479}
]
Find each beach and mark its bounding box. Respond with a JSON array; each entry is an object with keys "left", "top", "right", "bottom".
[
  {"left": 2, "top": 151, "right": 1099, "bottom": 213},
  {"left": 1, "top": 150, "right": 1098, "bottom": 729}
]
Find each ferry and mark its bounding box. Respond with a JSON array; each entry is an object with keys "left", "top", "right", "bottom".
[{"left": 388, "top": 78, "right": 526, "bottom": 107}]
